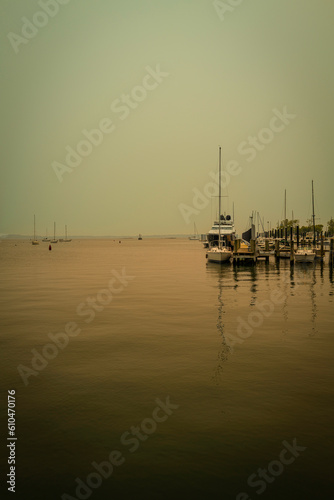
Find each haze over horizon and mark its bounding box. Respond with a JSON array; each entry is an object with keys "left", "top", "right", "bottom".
[{"left": 1, "top": 0, "right": 333, "bottom": 237}]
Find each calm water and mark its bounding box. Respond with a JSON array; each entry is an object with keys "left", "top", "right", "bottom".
[{"left": 1, "top": 239, "right": 333, "bottom": 500}]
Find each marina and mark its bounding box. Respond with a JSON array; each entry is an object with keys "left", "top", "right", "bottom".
[
  {"left": 2, "top": 2, "right": 333, "bottom": 499},
  {"left": 202, "top": 160, "right": 333, "bottom": 267}
]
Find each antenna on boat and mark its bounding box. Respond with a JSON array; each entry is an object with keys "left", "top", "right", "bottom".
[
  {"left": 218, "top": 146, "right": 221, "bottom": 249},
  {"left": 233, "top": 202, "right": 235, "bottom": 224},
  {"left": 284, "top": 189, "right": 287, "bottom": 228},
  {"left": 312, "top": 180, "right": 316, "bottom": 246}
]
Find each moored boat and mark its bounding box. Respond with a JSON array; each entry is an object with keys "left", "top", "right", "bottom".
[
  {"left": 207, "top": 245, "right": 232, "bottom": 263},
  {"left": 189, "top": 223, "right": 200, "bottom": 240},
  {"left": 50, "top": 222, "right": 58, "bottom": 243},
  {"left": 295, "top": 248, "right": 316, "bottom": 263},
  {"left": 206, "top": 147, "right": 232, "bottom": 264},
  {"left": 31, "top": 215, "right": 39, "bottom": 245}
]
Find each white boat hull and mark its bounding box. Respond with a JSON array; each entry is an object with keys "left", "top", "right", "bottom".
[
  {"left": 207, "top": 248, "right": 232, "bottom": 263},
  {"left": 295, "top": 252, "right": 315, "bottom": 263}
]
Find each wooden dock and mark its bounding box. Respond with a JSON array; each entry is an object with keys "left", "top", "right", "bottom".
[
  {"left": 230, "top": 237, "right": 333, "bottom": 266},
  {"left": 233, "top": 239, "right": 258, "bottom": 265}
]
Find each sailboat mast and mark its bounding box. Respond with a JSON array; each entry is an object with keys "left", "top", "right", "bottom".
[
  {"left": 284, "top": 189, "right": 287, "bottom": 227},
  {"left": 312, "top": 180, "right": 316, "bottom": 246},
  {"left": 34, "top": 215, "right": 36, "bottom": 240},
  {"left": 218, "top": 146, "right": 221, "bottom": 249}
]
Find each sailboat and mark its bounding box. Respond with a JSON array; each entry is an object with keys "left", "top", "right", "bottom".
[
  {"left": 206, "top": 147, "right": 232, "bottom": 263},
  {"left": 295, "top": 181, "right": 316, "bottom": 263},
  {"left": 64, "top": 225, "right": 72, "bottom": 242},
  {"left": 50, "top": 222, "right": 58, "bottom": 243},
  {"left": 32, "top": 215, "right": 39, "bottom": 245},
  {"left": 42, "top": 229, "right": 49, "bottom": 242},
  {"left": 189, "top": 223, "right": 199, "bottom": 240},
  {"left": 138, "top": 234, "right": 143, "bottom": 240}
]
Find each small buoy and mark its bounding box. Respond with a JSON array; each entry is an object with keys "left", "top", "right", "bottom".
[{"left": 49, "top": 244, "right": 52, "bottom": 251}]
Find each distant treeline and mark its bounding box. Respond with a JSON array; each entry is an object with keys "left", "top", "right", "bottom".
[{"left": 277, "top": 217, "right": 334, "bottom": 236}]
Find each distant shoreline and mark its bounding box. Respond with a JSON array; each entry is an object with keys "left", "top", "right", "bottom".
[{"left": 0, "top": 234, "right": 194, "bottom": 240}]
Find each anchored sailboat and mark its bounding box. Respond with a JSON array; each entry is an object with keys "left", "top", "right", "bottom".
[
  {"left": 295, "top": 180, "right": 316, "bottom": 263},
  {"left": 189, "top": 223, "right": 199, "bottom": 240},
  {"left": 42, "top": 229, "right": 49, "bottom": 242},
  {"left": 50, "top": 222, "right": 58, "bottom": 243},
  {"left": 31, "top": 215, "right": 39, "bottom": 245},
  {"left": 64, "top": 225, "right": 72, "bottom": 242}
]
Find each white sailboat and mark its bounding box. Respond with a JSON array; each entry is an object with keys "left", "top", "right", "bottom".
[
  {"left": 42, "top": 229, "right": 49, "bottom": 242},
  {"left": 64, "top": 225, "right": 72, "bottom": 242},
  {"left": 189, "top": 223, "right": 199, "bottom": 240},
  {"left": 50, "top": 222, "right": 58, "bottom": 243},
  {"left": 206, "top": 147, "right": 232, "bottom": 264},
  {"left": 295, "top": 180, "right": 316, "bottom": 263},
  {"left": 278, "top": 189, "right": 290, "bottom": 258},
  {"left": 32, "top": 215, "right": 39, "bottom": 245}
]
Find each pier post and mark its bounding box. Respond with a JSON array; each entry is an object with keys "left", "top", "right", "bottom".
[
  {"left": 233, "top": 239, "right": 240, "bottom": 265},
  {"left": 290, "top": 239, "right": 294, "bottom": 266},
  {"left": 330, "top": 238, "right": 334, "bottom": 267},
  {"left": 320, "top": 232, "right": 324, "bottom": 260},
  {"left": 275, "top": 239, "right": 280, "bottom": 261},
  {"left": 250, "top": 239, "right": 255, "bottom": 257},
  {"left": 250, "top": 239, "right": 257, "bottom": 263}
]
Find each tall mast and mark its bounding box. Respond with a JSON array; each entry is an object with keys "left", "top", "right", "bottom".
[
  {"left": 312, "top": 180, "right": 316, "bottom": 246},
  {"left": 34, "top": 215, "right": 36, "bottom": 240},
  {"left": 284, "top": 189, "right": 287, "bottom": 227},
  {"left": 218, "top": 146, "right": 221, "bottom": 249},
  {"left": 284, "top": 189, "right": 287, "bottom": 243}
]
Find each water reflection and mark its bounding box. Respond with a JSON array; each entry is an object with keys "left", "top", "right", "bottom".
[
  {"left": 233, "top": 265, "right": 257, "bottom": 306},
  {"left": 206, "top": 263, "right": 232, "bottom": 384},
  {"left": 329, "top": 264, "right": 333, "bottom": 295},
  {"left": 207, "top": 258, "right": 332, "bottom": 382},
  {"left": 309, "top": 266, "right": 318, "bottom": 336}
]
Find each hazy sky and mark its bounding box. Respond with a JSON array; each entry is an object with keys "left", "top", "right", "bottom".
[{"left": 1, "top": 0, "right": 333, "bottom": 236}]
